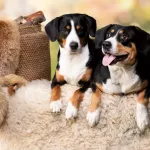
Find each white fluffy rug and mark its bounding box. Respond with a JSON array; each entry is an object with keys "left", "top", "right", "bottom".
[{"left": 0, "top": 79, "right": 150, "bottom": 150}]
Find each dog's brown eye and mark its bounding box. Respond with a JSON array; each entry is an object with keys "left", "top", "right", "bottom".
[
  {"left": 62, "top": 29, "right": 69, "bottom": 35},
  {"left": 121, "top": 34, "right": 128, "bottom": 41},
  {"left": 106, "top": 33, "right": 111, "bottom": 38}
]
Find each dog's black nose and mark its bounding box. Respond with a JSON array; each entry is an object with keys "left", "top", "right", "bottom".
[
  {"left": 102, "top": 41, "right": 112, "bottom": 50},
  {"left": 70, "top": 42, "right": 78, "bottom": 50}
]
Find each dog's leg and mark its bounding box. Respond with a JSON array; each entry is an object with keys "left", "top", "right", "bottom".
[
  {"left": 136, "top": 89, "right": 150, "bottom": 131},
  {"left": 50, "top": 84, "right": 62, "bottom": 112},
  {"left": 65, "top": 68, "right": 93, "bottom": 119},
  {"left": 50, "top": 70, "right": 66, "bottom": 113},
  {"left": 86, "top": 84, "right": 102, "bottom": 127},
  {"left": 65, "top": 88, "right": 85, "bottom": 120},
  {"left": 65, "top": 80, "right": 90, "bottom": 119}
]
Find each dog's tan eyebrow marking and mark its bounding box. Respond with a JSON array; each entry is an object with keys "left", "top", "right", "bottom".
[
  {"left": 119, "top": 30, "right": 123, "bottom": 34},
  {"left": 76, "top": 25, "right": 80, "bottom": 30},
  {"left": 111, "top": 29, "right": 115, "bottom": 33},
  {"left": 66, "top": 25, "right": 70, "bottom": 29}
]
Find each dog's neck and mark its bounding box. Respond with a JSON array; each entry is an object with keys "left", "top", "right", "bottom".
[
  {"left": 107, "top": 62, "right": 141, "bottom": 93},
  {"left": 108, "top": 61, "right": 137, "bottom": 73}
]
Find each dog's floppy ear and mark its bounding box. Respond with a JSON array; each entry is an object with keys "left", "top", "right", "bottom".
[
  {"left": 130, "top": 26, "right": 150, "bottom": 40},
  {"left": 130, "top": 26, "right": 150, "bottom": 51},
  {"left": 45, "top": 17, "right": 62, "bottom": 42},
  {"left": 84, "top": 14, "right": 96, "bottom": 37},
  {"left": 95, "top": 24, "right": 114, "bottom": 49}
]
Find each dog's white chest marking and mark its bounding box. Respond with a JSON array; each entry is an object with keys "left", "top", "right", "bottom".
[
  {"left": 102, "top": 64, "right": 142, "bottom": 94},
  {"left": 59, "top": 44, "right": 89, "bottom": 85}
]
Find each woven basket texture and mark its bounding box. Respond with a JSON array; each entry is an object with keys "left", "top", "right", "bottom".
[{"left": 16, "top": 24, "right": 50, "bottom": 81}]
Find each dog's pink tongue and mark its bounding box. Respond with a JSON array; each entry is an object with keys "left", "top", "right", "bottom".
[{"left": 102, "top": 55, "right": 116, "bottom": 66}]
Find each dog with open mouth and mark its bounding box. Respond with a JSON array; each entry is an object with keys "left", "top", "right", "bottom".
[
  {"left": 45, "top": 13, "right": 97, "bottom": 119},
  {"left": 86, "top": 24, "right": 150, "bottom": 131}
]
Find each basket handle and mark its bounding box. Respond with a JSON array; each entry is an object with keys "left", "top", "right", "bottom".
[{"left": 14, "top": 11, "right": 46, "bottom": 25}]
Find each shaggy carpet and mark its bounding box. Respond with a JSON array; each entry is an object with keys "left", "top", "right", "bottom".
[{"left": 0, "top": 79, "right": 150, "bottom": 150}]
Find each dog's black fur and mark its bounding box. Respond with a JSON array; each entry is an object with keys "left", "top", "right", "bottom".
[
  {"left": 93, "top": 24, "right": 150, "bottom": 96},
  {"left": 45, "top": 13, "right": 97, "bottom": 92},
  {"left": 86, "top": 24, "right": 150, "bottom": 129},
  {"left": 45, "top": 14, "right": 96, "bottom": 42},
  {"left": 45, "top": 13, "right": 97, "bottom": 115}
]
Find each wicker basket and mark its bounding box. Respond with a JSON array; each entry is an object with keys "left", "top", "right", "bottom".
[{"left": 16, "top": 24, "right": 50, "bottom": 81}]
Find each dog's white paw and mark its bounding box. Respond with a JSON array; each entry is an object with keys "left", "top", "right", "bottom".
[
  {"left": 136, "top": 103, "right": 150, "bottom": 131},
  {"left": 86, "top": 108, "right": 100, "bottom": 127},
  {"left": 50, "top": 100, "right": 62, "bottom": 113},
  {"left": 65, "top": 102, "right": 78, "bottom": 119}
]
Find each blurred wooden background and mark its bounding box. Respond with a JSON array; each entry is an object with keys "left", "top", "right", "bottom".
[{"left": 0, "top": 0, "right": 150, "bottom": 78}]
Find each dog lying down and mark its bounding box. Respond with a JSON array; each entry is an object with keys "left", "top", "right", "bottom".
[{"left": 0, "top": 74, "right": 150, "bottom": 150}]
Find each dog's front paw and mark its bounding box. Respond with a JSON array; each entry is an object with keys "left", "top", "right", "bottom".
[
  {"left": 50, "top": 100, "right": 62, "bottom": 113},
  {"left": 65, "top": 102, "right": 78, "bottom": 120},
  {"left": 86, "top": 108, "right": 100, "bottom": 127},
  {"left": 136, "top": 103, "right": 150, "bottom": 131}
]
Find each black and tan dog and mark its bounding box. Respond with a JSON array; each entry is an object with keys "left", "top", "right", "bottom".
[
  {"left": 45, "top": 13, "right": 97, "bottom": 119},
  {"left": 87, "top": 24, "right": 150, "bottom": 131}
]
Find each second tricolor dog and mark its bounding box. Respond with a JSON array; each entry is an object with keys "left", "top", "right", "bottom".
[
  {"left": 87, "top": 24, "right": 150, "bottom": 131},
  {"left": 45, "top": 13, "right": 96, "bottom": 119}
]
